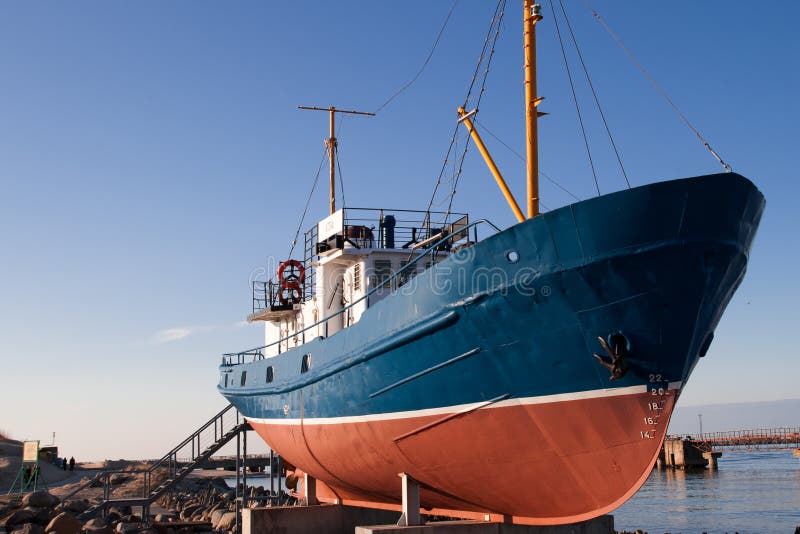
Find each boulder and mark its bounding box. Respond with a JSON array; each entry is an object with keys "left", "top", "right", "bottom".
[
  {"left": 45, "top": 513, "right": 82, "bottom": 534},
  {"left": 22, "top": 493, "right": 59, "bottom": 509},
  {"left": 5, "top": 509, "right": 36, "bottom": 528},
  {"left": 114, "top": 523, "right": 140, "bottom": 534},
  {"left": 63, "top": 501, "right": 88, "bottom": 515},
  {"left": 106, "top": 507, "right": 130, "bottom": 518},
  {"left": 119, "top": 516, "right": 139, "bottom": 525},
  {"left": 11, "top": 524, "right": 45, "bottom": 534},
  {"left": 179, "top": 505, "right": 201, "bottom": 521},
  {"left": 108, "top": 475, "right": 130, "bottom": 486},
  {"left": 83, "top": 525, "right": 111, "bottom": 534},
  {"left": 214, "top": 512, "right": 236, "bottom": 532},
  {"left": 152, "top": 514, "right": 176, "bottom": 523},
  {"left": 25, "top": 507, "right": 53, "bottom": 526},
  {"left": 208, "top": 510, "right": 226, "bottom": 529}
]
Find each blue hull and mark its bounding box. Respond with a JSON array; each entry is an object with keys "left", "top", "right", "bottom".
[{"left": 218, "top": 172, "right": 763, "bottom": 522}]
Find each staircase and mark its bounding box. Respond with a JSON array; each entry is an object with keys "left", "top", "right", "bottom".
[{"left": 69, "top": 404, "right": 248, "bottom": 519}]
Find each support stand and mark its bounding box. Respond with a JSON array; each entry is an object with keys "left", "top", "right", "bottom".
[
  {"left": 303, "top": 473, "right": 318, "bottom": 505},
  {"left": 396, "top": 473, "right": 422, "bottom": 527}
]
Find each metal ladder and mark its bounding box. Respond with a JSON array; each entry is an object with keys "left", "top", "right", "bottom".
[{"left": 63, "top": 404, "right": 248, "bottom": 520}]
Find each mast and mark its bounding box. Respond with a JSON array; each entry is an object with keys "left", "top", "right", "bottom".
[
  {"left": 298, "top": 106, "right": 375, "bottom": 215},
  {"left": 524, "top": 1, "right": 543, "bottom": 218}
]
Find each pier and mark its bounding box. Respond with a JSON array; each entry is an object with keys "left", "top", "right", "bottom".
[
  {"left": 658, "top": 438, "right": 721, "bottom": 470},
  {"left": 657, "top": 426, "right": 800, "bottom": 470},
  {"left": 689, "top": 426, "right": 800, "bottom": 450}
]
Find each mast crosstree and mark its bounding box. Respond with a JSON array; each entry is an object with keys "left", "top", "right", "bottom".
[{"left": 298, "top": 106, "right": 375, "bottom": 215}]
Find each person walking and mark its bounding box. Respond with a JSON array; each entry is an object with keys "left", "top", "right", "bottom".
[
  {"left": 62, "top": 457, "right": 67, "bottom": 471},
  {"left": 69, "top": 456, "right": 75, "bottom": 471}
]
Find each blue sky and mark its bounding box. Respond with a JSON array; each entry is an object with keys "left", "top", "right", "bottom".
[{"left": 1, "top": 1, "right": 797, "bottom": 461}]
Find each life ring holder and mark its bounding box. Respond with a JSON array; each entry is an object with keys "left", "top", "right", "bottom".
[{"left": 277, "top": 260, "right": 305, "bottom": 305}]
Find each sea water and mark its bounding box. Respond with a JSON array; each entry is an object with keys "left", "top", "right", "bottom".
[{"left": 614, "top": 450, "right": 800, "bottom": 533}]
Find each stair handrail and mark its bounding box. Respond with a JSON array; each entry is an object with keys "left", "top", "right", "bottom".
[{"left": 144, "top": 404, "right": 240, "bottom": 497}]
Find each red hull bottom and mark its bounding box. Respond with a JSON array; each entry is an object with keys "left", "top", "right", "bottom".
[{"left": 248, "top": 387, "right": 677, "bottom": 525}]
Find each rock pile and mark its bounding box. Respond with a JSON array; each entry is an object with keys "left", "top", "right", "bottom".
[{"left": 0, "top": 487, "right": 235, "bottom": 534}]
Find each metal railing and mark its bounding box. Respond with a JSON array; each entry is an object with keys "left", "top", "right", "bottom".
[
  {"left": 336, "top": 207, "right": 469, "bottom": 251},
  {"left": 687, "top": 427, "right": 800, "bottom": 450},
  {"left": 62, "top": 405, "right": 249, "bottom": 520},
  {"left": 222, "top": 218, "right": 500, "bottom": 367}
]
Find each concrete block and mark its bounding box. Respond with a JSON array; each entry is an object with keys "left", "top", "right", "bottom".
[
  {"left": 356, "top": 515, "right": 614, "bottom": 534},
  {"left": 242, "top": 504, "right": 400, "bottom": 534}
]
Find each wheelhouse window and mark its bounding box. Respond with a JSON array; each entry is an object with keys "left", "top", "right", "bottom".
[
  {"left": 240, "top": 371, "right": 247, "bottom": 387},
  {"left": 353, "top": 263, "right": 361, "bottom": 291},
  {"left": 266, "top": 366, "right": 274, "bottom": 383},
  {"left": 301, "top": 354, "right": 311, "bottom": 373},
  {"left": 374, "top": 260, "right": 392, "bottom": 286},
  {"left": 398, "top": 260, "right": 416, "bottom": 286}
]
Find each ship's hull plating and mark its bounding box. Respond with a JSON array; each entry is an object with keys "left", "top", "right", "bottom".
[{"left": 219, "top": 173, "right": 764, "bottom": 524}]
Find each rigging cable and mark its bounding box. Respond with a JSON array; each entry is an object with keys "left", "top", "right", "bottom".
[
  {"left": 475, "top": 117, "right": 581, "bottom": 202},
  {"left": 558, "top": 0, "right": 631, "bottom": 189},
  {"left": 335, "top": 145, "right": 347, "bottom": 211},
  {"left": 374, "top": 0, "right": 460, "bottom": 114},
  {"left": 422, "top": 0, "right": 506, "bottom": 229},
  {"left": 287, "top": 147, "right": 329, "bottom": 259},
  {"left": 582, "top": 0, "right": 732, "bottom": 172},
  {"left": 442, "top": 0, "right": 507, "bottom": 224},
  {"left": 550, "top": 0, "right": 601, "bottom": 196}
]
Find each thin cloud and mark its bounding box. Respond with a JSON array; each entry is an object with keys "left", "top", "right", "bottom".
[
  {"left": 153, "top": 327, "right": 194, "bottom": 344},
  {"left": 152, "top": 321, "right": 251, "bottom": 344}
]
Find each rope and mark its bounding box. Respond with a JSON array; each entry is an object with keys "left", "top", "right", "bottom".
[
  {"left": 558, "top": 0, "right": 631, "bottom": 189},
  {"left": 550, "top": 0, "right": 601, "bottom": 196},
  {"left": 287, "top": 147, "right": 328, "bottom": 259},
  {"left": 475, "top": 118, "right": 581, "bottom": 202},
  {"left": 582, "top": 0, "right": 732, "bottom": 172},
  {"left": 374, "top": 0, "right": 460, "bottom": 114}
]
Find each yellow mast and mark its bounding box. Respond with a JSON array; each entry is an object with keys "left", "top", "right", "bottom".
[
  {"left": 524, "top": 1, "right": 543, "bottom": 219},
  {"left": 456, "top": 2, "right": 544, "bottom": 222},
  {"left": 458, "top": 108, "right": 525, "bottom": 222},
  {"left": 298, "top": 106, "right": 375, "bottom": 215}
]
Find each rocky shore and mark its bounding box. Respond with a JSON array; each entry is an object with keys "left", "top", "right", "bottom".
[{"left": 0, "top": 471, "right": 295, "bottom": 534}]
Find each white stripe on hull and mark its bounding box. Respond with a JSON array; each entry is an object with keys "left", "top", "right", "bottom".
[{"left": 246, "top": 381, "right": 682, "bottom": 426}]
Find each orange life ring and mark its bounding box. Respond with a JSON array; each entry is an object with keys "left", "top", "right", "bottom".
[{"left": 277, "top": 260, "right": 305, "bottom": 304}]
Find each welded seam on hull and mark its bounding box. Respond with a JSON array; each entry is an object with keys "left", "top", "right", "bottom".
[
  {"left": 369, "top": 347, "right": 482, "bottom": 398},
  {"left": 248, "top": 382, "right": 682, "bottom": 426},
  {"left": 392, "top": 393, "right": 510, "bottom": 443}
]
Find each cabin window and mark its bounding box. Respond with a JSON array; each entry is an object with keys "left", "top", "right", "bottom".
[
  {"left": 301, "top": 354, "right": 311, "bottom": 373},
  {"left": 224, "top": 374, "right": 228, "bottom": 388},
  {"left": 374, "top": 260, "right": 392, "bottom": 286},
  {"left": 240, "top": 371, "right": 247, "bottom": 387},
  {"left": 353, "top": 263, "right": 361, "bottom": 291},
  {"left": 398, "top": 260, "right": 416, "bottom": 286},
  {"left": 266, "top": 366, "right": 274, "bottom": 383}
]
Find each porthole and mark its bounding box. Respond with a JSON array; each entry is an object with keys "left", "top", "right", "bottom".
[
  {"left": 301, "top": 354, "right": 311, "bottom": 373},
  {"left": 266, "top": 366, "right": 274, "bottom": 383},
  {"left": 506, "top": 250, "right": 520, "bottom": 263},
  {"left": 240, "top": 371, "right": 247, "bottom": 387}
]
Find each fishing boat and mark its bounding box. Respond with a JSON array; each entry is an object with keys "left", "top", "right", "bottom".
[{"left": 218, "top": 1, "right": 764, "bottom": 525}]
